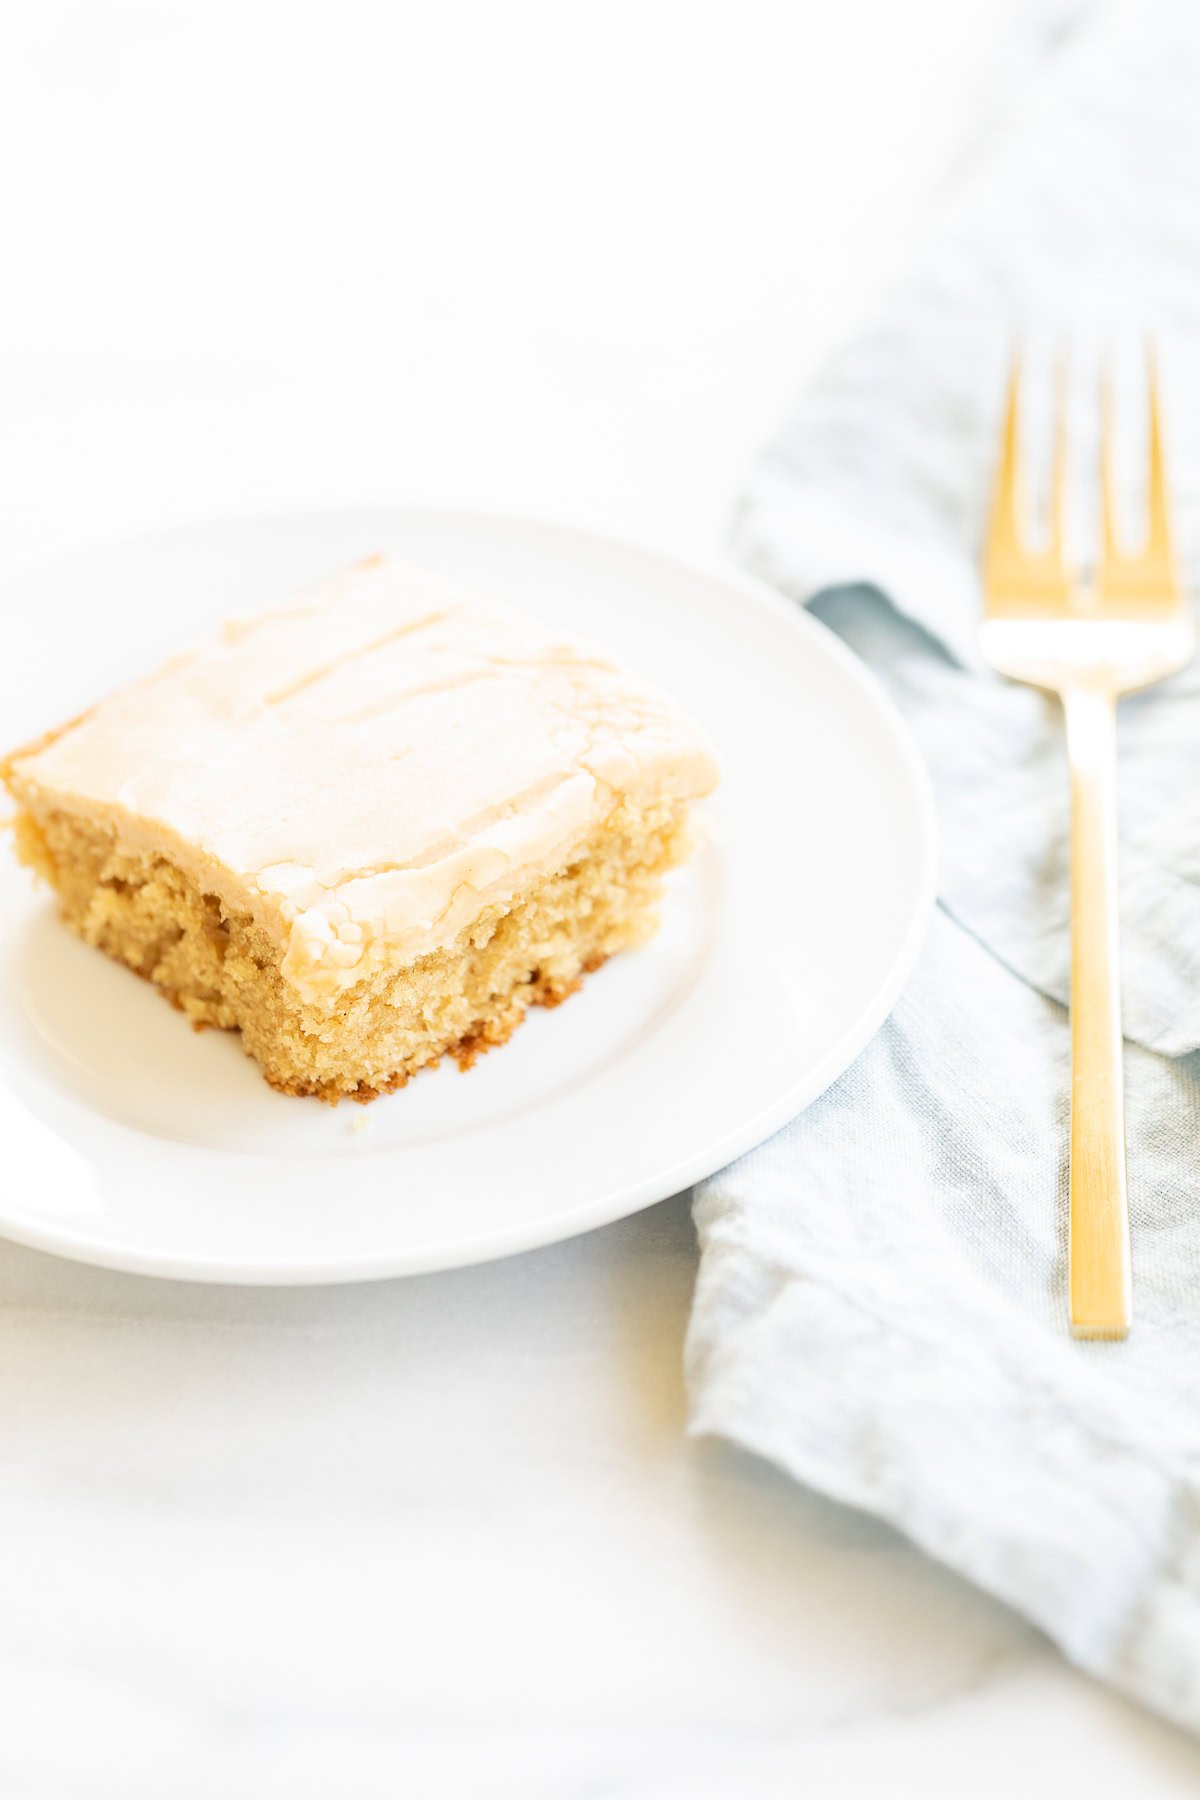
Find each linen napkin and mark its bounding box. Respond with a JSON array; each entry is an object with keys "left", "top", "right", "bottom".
[{"left": 686, "top": 0, "right": 1200, "bottom": 1735}]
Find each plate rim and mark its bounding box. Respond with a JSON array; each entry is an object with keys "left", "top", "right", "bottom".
[{"left": 0, "top": 506, "right": 937, "bottom": 1284}]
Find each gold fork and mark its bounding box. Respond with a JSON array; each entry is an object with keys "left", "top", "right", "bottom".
[{"left": 981, "top": 352, "right": 1193, "bottom": 1340}]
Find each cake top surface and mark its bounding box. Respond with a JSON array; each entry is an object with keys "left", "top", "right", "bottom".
[{"left": 7, "top": 556, "right": 718, "bottom": 1000}]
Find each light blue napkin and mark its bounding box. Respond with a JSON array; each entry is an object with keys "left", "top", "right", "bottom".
[{"left": 686, "top": 0, "right": 1200, "bottom": 1733}]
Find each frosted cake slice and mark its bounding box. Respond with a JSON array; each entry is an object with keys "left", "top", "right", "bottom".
[{"left": 3, "top": 556, "right": 719, "bottom": 1100}]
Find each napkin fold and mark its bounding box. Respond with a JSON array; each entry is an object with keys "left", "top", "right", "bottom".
[{"left": 686, "top": 0, "right": 1200, "bottom": 1734}]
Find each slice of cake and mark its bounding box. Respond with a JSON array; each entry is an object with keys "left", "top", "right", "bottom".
[{"left": 3, "top": 556, "right": 719, "bottom": 1100}]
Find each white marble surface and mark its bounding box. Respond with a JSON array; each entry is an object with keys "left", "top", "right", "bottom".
[{"left": 3, "top": 2, "right": 1200, "bottom": 1792}]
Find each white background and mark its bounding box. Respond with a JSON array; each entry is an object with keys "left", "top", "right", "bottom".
[{"left": 4, "top": 1, "right": 1200, "bottom": 1794}]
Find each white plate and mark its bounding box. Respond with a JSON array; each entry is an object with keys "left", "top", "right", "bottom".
[{"left": 0, "top": 510, "right": 935, "bottom": 1284}]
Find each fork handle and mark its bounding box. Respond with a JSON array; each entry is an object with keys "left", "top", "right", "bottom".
[{"left": 1062, "top": 685, "right": 1132, "bottom": 1338}]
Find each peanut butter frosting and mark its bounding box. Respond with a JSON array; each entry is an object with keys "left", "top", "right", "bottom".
[{"left": 6, "top": 557, "right": 719, "bottom": 1006}]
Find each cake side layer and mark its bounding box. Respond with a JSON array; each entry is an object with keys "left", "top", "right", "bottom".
[
  {"left": 15, "top": 796, "right": 695, "bottom": 1100},
  {"left": 3, "top": 557, "right": 720, "bottom": 1005}
]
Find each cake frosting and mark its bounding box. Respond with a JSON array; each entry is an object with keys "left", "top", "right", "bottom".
[{"left": 6, "top": 556, "right": 719, "bottom": 1007}]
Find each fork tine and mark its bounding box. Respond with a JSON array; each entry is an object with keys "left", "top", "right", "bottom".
[
  {"left": 1050, "top": 349, "right": 1068, "bottom": 560},
  {"left": 1145, "top": 342, "right": 1175, "bottom": 565},
  {"left": 986, "top": 351, "right": 1025, "bottom": 560},
  {"left": 1097, "top": 343, "right": 1181, "bottom": 607},
  {"left": 1099, "top": 355, "right": 1121, "bottom": 564}
]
